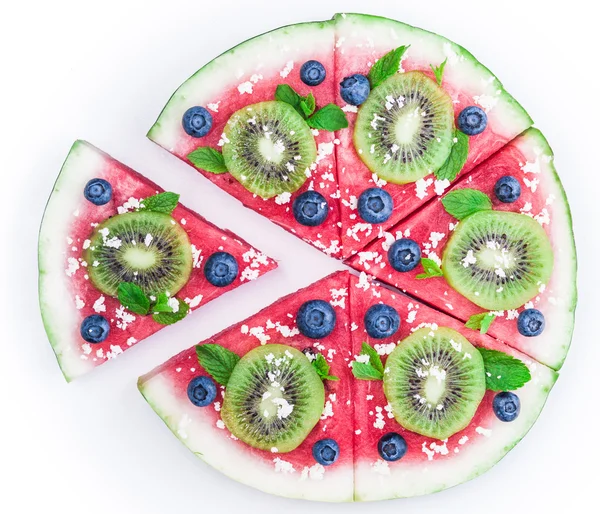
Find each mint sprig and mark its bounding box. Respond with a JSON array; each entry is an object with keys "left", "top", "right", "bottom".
[
  {"left": 430, "top": 58, "right": 447, "bottom": 86},
  {"left": 478, "top": 348, "right": 532, "bottom": 391},
  {"left": 352, "top": 342, "right": 384, "bottom": 381},
  {"left": 434, "top": 130, "right": 469, "bottom": 182},
  {"left": 442, "top": 188, "right": 492, "bottom": 220},
  {"left": 275, "top": 84, "right": 348, "bottom": 132},
  {"left": 312, "top": 354, "right": 339, "bottom": 382},
  {"left": 466, "top": 312, "right": 496, "bottom": 334},
  {"left": 416, "top": 258, "right": 444, "bottom": 279},
  {"left": 117, "top": 282, "right": 150, "bottom": 315},
  {"left": 196, "top": 343, "right": 240, "bottom": 386},
  {"left": 368, "top": 45, "right": 410, "bottom": 88},
  {"left": 139, "top": 192, "right": 180, "bottom": 214},
  {"left": 305, "top": 104, "right": 348, "bottom": 131},
  {"left": 187, "top": 147, "right": 228, "bottom": 174},
  {"left": 152, "top": 298, "right": 189, "bottom": 325}
]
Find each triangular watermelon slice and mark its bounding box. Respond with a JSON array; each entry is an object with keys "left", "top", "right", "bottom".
[
  {"left": 147, "top": 21, "right": 343, "bottom": 258},
  {"left": 39, "top": 141, "right": 277, "bottom": 381},
  {"left": 347, "top": 129, "right": 576, "bottom": 370},
  {"left": 333, "top": 13, "right": 533, "bottom": 258},
  {"left": 138, "top": 271, "right": 354, "bottom": 502},
  {"left": 348, "top": 273, "right": 557, "bottom": 500}
]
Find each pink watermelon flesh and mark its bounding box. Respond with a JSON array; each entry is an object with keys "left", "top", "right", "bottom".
[
  {"left": 334, "top": 13, "right": 533, "bottom": 258},
  {"left": 137, "top": 271, "right": 355, "bottom": 502},
  {"left": 147, "top": 22, "right": 343, "bottom": 258},
  {"left": 38, "top": 141, "right": 277, "bottom": 381},
  {"left": 347, "top": 128, "right": 576, "bottom": 370},
  {"left": 348, "top": 273, "right": 557, "bottom": 500}
]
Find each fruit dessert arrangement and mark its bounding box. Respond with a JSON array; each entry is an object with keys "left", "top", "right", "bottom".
[{"left": 38, "top": 11, "right": 576, "bottom": 502}]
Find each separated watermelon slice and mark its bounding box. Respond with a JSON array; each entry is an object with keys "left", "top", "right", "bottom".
[
  {"left": 348, "top": 273, "right": 557, "bottom": 500},
  {"left": 138, "top": 271, "right": 354, "bottom": 502},
  {"left": 347, "top": 128, "right": 576, "bottom": 370},
  {"left": 39, "top": 141, "right": 277, "bottom": 381},
  {"left": 147, "top": 21, "right": 344, "bottom": 258},
  {"left": 334, "top": 13, "right": 533, "bottom": 258}
]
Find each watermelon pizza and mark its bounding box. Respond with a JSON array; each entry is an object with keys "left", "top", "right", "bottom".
[{"left": 39, "top": 141, "right": 276, "bottom": 381}]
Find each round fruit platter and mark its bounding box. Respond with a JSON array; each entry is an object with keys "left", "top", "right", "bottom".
[{"left": 39, "top": 12, "right": 576, "bottom": 503}]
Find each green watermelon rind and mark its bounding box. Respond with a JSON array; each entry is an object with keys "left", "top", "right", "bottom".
[
  {"left": 147, "top": 20, "right": 334, "bottom": 149},
  {"left": 511, "top": 128, "right": 577, "bottom": 370},
  {"left": 333, "top": 13, "right": 532, "bottom": 137},
  {"left": 38, "top": 141, "right": 105, "bottom": 382}
]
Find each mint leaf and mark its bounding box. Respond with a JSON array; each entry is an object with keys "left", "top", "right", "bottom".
[
  {"left": 306, "top": 104, "right": 349, "bottom": 131},
  {"left": 351, "top": 343, "right": 385, "bottom": 380},
  {"left": 152, "top": 299, "right": 189, "bottom": 325},
  {"left": 275, "top": 84, "right": 304, "bottom": 117},
  {"left": 187, "top": 147, "right": 228, "bottom": 174},
  {"left": 300, "top": 93, "right": 316, "bottom": 117},
  {"left": 195, "top": 343, "right": 240, "bottom": 386},
  {"left": 442, "top": 188, "right": 493, "bottom": 220},
  {"left": 151, "top": 292, "right": 173, "bottom": 313},
  {"left": 117, "top": 282, "right": 150, "bottom": 315},
  {"left": 312, "top": 354, "right": 339, "bottom": 381},
  {"left": 360, "top": 342, "right": 384, "bottom": 375},
  {"left": 368, "top": 45, "right": 410, "bottom": 88},
  {"left": 465, "top": 312, "right": 496, "bottom": 334},
  {"left": 352, "top": 362, "right": 384, "bottom": 381},
  {"left": 434, "top": 130, "right": 469, "bottom": 182},
  {"left": 140, "top": 192, "right": 180, "bottom": 214},
  {"left": 478, "top": 348, "right": 532, "bottom": 391},
  {"left": 430, "top": 58, "right": 447, "bottom": 86},
  {"left": 416, "top": 258, "right": 444, "bottom": 279}
]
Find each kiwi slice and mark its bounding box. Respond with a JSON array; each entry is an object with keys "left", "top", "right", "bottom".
[
  {"left": 383, "top": 327, "right": 485, "bottom": 440},
  {"left": 442, "top": 210, "right": 554, "bottom": 310},
  {"left": 222, "top": 101, "right": 317, "bottom": 199},
  {"left": 85, "top": 211, "right": 193, "bottom": 297},
  {"left": 221, "top": 344, "right": 324, "bottom": 453},
  {"left": 354, "top": 71, "right": 454, "bottom": 184}
]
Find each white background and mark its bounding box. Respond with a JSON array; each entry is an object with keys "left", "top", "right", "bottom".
[{"left": 1, "top": 0, "right": 598, "bottom": 512}]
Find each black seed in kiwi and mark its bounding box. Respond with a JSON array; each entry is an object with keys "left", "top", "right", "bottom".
[
  {"left": 442, "top": 210, "right": 554, "bottom": 310},
  {"left": 221, "top": 101, "right": 317, "bottom": 199},
  {"left": 221, "top": 344, "right": 325, "bottom": 453},
  {"left": 85, "top": 211, "right": 193, "bottom": 297},
  {"left": 354, "top": 71, "right": 454, "bottom": 184},
  {"left": 383, "top": 327, "right": 485, "bottom": 440}
]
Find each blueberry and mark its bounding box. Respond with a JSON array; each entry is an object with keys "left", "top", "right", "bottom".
[
  {"left": 339, "top": 74, "right": 370, "bottom": 106},
  {"left": 312, "top": 438, "right": 340, "bottom": 466},
  {"left": 364, "top": 304, "right": 400, "bottom": 339},
  {"left": 377, "top": 433, "right": 408, "bottom": 462},
  {"left": 293, "top": 191, "right": 329, "bottom": 226},
  {"left": 187, "top": 376, "right": 217, "bottom": 407},
  {"left": 494, "top": 176, "right": 522, "bottom": 203},
  {"left": 388, "top": 238, "right": 421, "bottom": 272},
  {"left": 493, "top": 392, "right": 521, "bottom": 422},
  {"left": 517, "top": 309, "right": 545, "bottom": 337},
  {"left": 204, "top": 252, "right": 238, "bottom": 287},
  {"left": 457, "top": 106, "right": 487, "bottom": 136},
  {"left": 84, "top": 178, "right": 112, "bottom": 206},
  {"left": 300, "top": 60, "right": 326, "bottom": 86},
  {"left": 296, "top": 300, "right": 336, "bottom": 339},
  {"left": 80, "top": 314, "right": 110, "bottom": 343},
  {"left": 357, "top": 188, "right": 393, "bottom": 224},
  {"left": 182, "top": 106, "right": 213, "bottom": 138}
]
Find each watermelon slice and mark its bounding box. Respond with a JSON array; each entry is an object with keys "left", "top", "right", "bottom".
[
  {"left": 333, "top": 13, "right": 533, "bottom": 258},
  {"left": 39, "top": 141, "right": 277, "bottom": 381},
  {"left": 138, "top": 271, "right": 354, "bottom": 502},
  {"left": 348, "top": 273, "right": 558, "bottom": 500},
  {"left": 147, "top": 21, "right": 344, "bottom": 258},
  {"left": 347, "top": 128, "right": 576, "bottom": 370}
]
